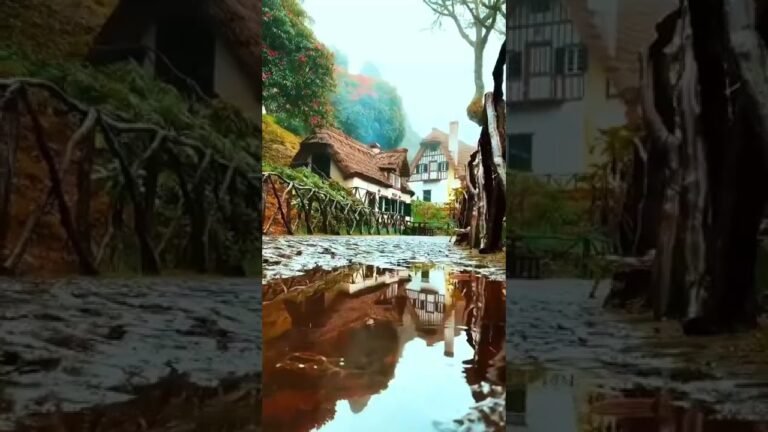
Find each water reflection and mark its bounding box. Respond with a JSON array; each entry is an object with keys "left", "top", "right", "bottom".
[
  {"left": 262, "top": 264, "right": 505, "bottom": 431},
  {"left": 508, "top": 366, "right": 768, "bottom": 432}
]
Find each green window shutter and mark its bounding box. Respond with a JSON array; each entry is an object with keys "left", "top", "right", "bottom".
[
  {"left": 510, "top": 51, "right": 523, "bottom": 79},
  {"left": 555, "top": 47, "right": 565, "bottom": 75},
  {"left": 578, "top": 45, "right": 588, "bottom": 72}
]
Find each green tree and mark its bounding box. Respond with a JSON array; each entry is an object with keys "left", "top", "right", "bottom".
[
  {"left": 333, "top": 70, "right": 406, "bottom": 149},
  {"left": 263, "top": 0, "right": 336, "bottom": 134},
  {"left": 330, "top": 46, "right": 349, "bottom": 70}
]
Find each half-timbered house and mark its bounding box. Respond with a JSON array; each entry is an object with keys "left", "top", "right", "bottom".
[
  {"left": 409, "top": 122, "right": 474, "bottom": 204},
  {"left": 507, "top": 0, "right": 676, "bottom": 175},
  {"left": 291, "top": 128, "right": 415, "bottom": 221}
]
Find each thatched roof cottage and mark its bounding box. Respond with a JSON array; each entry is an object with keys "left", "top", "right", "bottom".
[
  {"left": 87, "top": 0, "right": 261, "bottom": 116},
  {"left": 291, "top": 128, "right": 414, "bottom": 217}
]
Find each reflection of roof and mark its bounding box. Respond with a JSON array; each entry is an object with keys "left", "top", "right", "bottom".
[{"left": 294, "top": 128, "right": 411, "bottom": 189}]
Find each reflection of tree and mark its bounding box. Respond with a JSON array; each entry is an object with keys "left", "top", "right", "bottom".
[{"left": 456, "top": 273, "right": 505, "bottom": 402}]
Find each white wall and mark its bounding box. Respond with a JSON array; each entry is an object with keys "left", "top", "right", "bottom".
[
  {"left": 407, "top": 266, "right": 447, "bottom": 294},
  {"left": 409, "top": 179, "right": 452, "bottom": 204},
  {"left": 329, "top": 160, "right": 412, "bottom": 204},
  {"left": 509, "top": 102, "right": 586, "bottom": 175},
  {"left": 214, "top": 39, "right": 261, "bottom": 117},
  {"left": 141, "top": 25, "right": 157, "bottom": 74}
]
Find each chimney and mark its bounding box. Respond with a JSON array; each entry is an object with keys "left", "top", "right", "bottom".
[
  {"left": 448, "top": 121, "right": 459, "bottom": 165},
  {"left": 369, "top": 143, "right": 381, "bottom": 154}
]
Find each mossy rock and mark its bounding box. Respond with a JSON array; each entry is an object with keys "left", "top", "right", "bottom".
[{"left": 466, "top": 95, "right": 484, "bottom": 126}]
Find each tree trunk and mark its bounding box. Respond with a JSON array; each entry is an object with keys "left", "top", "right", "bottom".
[
  {"left": 473, "top": 26, "right": 485, "bottom": 98},
  {"left": 629, "top": 1, "right": 768, "bottom": 333}
]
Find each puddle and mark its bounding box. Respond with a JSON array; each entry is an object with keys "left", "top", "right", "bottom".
[
  {"left": 509, "top": 278, "right": 768, "bottom": 426},
  {"left": 508, "top": 366, "right": 768, "bottom": 432},
  {"left": 262, "top": 264, "right": 506, "bottom": 431}
]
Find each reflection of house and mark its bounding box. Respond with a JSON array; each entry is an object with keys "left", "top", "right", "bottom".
[
  {"left": 506, "top": 0, "right": 675, "bottom": 174},
  {"left": 88, "top": 0, "right": 261, "bottom": 116},
  {"left": 344, "top": 265, "right": 410, "bottom": 295},
  {"left": 292, "top": 128, "right": 415, "bottom": 219},
  {"left": 408, "top": 122, "right": 473, "bottom": 204},
  {"left": 509, "top": 373, "right": 578, "bottom": 432}
]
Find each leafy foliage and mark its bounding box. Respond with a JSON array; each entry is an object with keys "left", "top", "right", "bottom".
[
  {"left": 333, "top": 70, "right": 406, "bottom": 150},
  {"left": 263, "top": 163, "right": 354, "bottom": 202},
  {"left": 0, "top": 48, "right": 260, "bottom": 166},
  {"left": 412, "top": 200, "right": 453, "bottom": 228},
  {"left": 263, "top": 0, "right": 336, "bottom": 132},
  {"left": 505, "top": 170, "right": 590, "bottom": 239}
]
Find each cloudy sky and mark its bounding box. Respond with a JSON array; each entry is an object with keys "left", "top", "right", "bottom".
[{"left": 303, "top": 0, "right": 505, "bottom": 145}]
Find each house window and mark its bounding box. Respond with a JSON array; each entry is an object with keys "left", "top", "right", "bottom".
[
  {"left": 529, "top": 0, "right": 552, "bottom": 14},
  {"left": 606, "top": 78, "right": 619, "bottom": 98},
  {"left": 423, "top": 190, "right": 432, "bottom": 202},
  {"left": 421, "top": 269, "right": 430, "bottom": 282},
  {"left": 556, "top": 45, "right": 588, "bottom": 75},
  {"left": 155, "top": 12, "right": 216, "bottom": 97},
  {"left": 438, "top": 161, "right": 449, "bottom": 172},
  {"left": 526, "top": 43, "right": 553, "bottom": 77},
  {"left": 394, "top": 176, "right": 401, "bottom": 188},
  {"left": 418, "top": 163, "right": 427, "bottom": 174},
  {"left": 508, "top": 134, "right": 533, "bottom": 172}
]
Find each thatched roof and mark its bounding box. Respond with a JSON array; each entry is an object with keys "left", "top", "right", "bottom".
[
  {"left": 294, "top": 128, "right": 412, "bottom": 191},
  {"left": 411, "top": 128, "right": 474, "bottom": 178},
  {"left": 87, "top": 0, "right": 261, "bottom": 103},
  {"left": 566, "top": 0, "right": 677, "bottom": 94},
  {"left": 375, "top": 148, "right": 409, "bottom": 177}
]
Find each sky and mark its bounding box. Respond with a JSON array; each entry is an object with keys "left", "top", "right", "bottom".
[{"left": 302, "top": 0, "right": 505, "bottom": 146}]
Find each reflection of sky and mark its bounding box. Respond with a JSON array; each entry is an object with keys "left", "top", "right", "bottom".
[
  {"left": 314, "top": 337, "right": 476, "bottom": 432},
  {"left": 408, "top": 266, "right": 447, "bottom": 294},
  {"left": 302, "top": 0, "right": 505, "bottom": 145}
]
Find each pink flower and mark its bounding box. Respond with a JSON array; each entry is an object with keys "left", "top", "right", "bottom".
[
  {"left": 298, "top": 54, "right": 307, "bottom": 62},
  {"left": 267, "top": 49, "right": 278, "bottom": 58}
]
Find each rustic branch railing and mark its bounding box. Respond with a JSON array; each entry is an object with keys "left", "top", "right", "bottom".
[
  {"left": 261, "top": 172, "right": 409, "bottom": 236},
  {"left": 0, "top": 78, "right": 261, "bottom": 276}
]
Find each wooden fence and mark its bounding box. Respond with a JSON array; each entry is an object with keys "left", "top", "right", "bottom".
[{"left": 262, "top": 172, "right": 410, "bottom": 236}]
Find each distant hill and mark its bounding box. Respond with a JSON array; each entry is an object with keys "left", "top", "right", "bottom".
[{"left": 398, "top": 118, "right": 423, "bottom": 163}]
